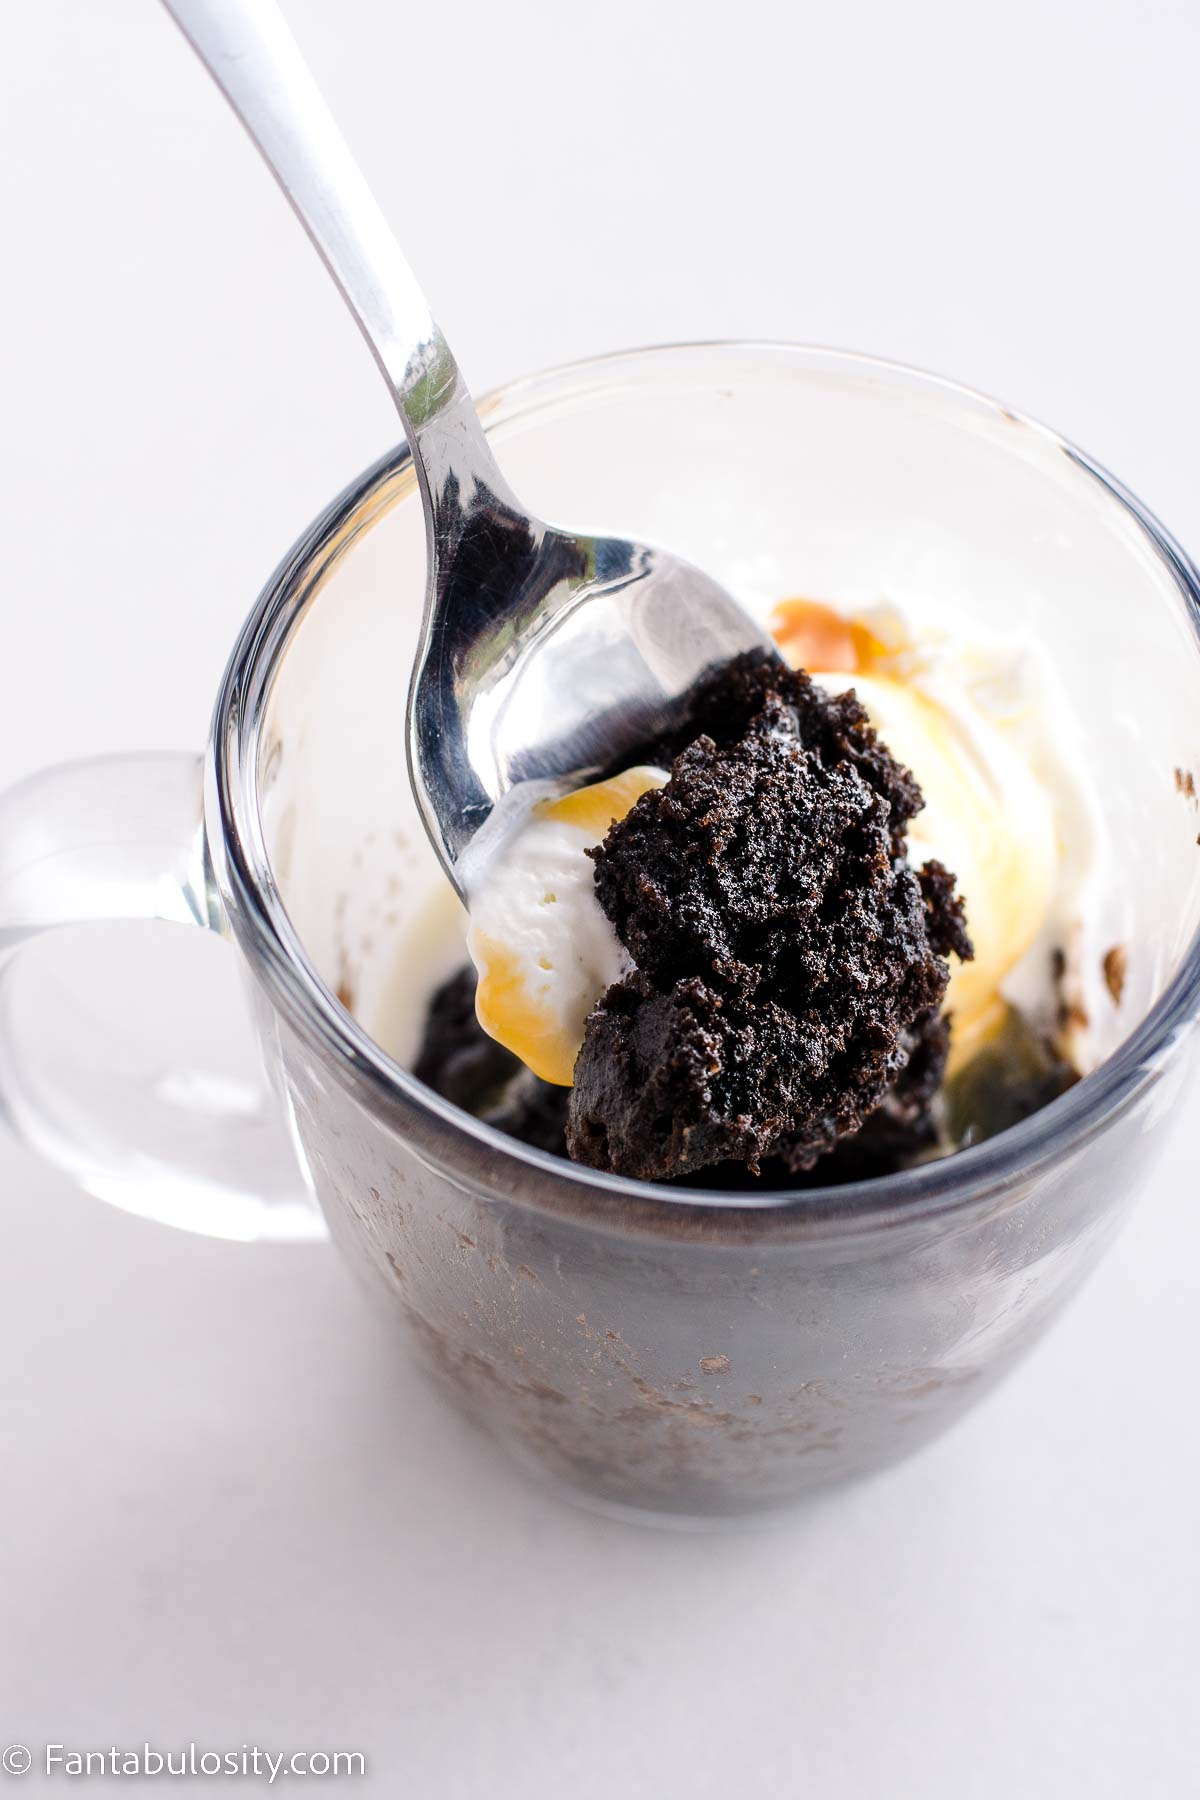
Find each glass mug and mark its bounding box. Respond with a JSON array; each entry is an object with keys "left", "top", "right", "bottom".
[{"left": 3, "top": 345, "right": 1199, "bottom": 1524}]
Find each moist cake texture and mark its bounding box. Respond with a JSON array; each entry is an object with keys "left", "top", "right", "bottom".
[{"left": 566, "top": 655, "right": 971, "bottom": 1179}]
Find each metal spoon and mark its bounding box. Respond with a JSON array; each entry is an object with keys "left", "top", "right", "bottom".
[{"left": 163, "top": 0, "right": 778, "bottom": 893}]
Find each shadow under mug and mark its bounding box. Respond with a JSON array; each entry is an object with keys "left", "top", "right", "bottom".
[{"left": 3, "top": 344, "right": 1200, "bottom": 1523}]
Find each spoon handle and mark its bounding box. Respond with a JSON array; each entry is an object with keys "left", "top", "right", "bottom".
[{"left": 161, "top": 0, "right": 512, "bottom": 512}]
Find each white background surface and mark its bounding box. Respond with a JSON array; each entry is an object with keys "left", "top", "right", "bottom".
[{"left": 2, "top": 1, "right": 1198, "bottom": 1794}]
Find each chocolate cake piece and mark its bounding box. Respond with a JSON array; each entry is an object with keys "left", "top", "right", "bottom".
[
  {"left": 778, "top": 1006, "right": 950, "bottom": 1182},
  {"left": 662, "top": 1009, "right": 953, "bottom": 1191},
  {"left": 642, "top": 650, "right": 925, "bottom": 853},
  {"left": 412, "top": 972, "right": 953, "bottom": 1184},
  {"left": 565, "top": 660, "right": 972, "bottom": 1181}
]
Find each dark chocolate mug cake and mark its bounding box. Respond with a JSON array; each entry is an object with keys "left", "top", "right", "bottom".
[{"left": 414, "top": 598, "right": 1096, "bottom": 1185}]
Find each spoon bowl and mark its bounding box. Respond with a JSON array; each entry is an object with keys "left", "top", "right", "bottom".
[{"left": 413, "top": 495, "right": 777, "bottom": 884}]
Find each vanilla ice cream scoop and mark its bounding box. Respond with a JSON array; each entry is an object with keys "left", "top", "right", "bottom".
[{"left": 466, "top": 767, "right": 668, "bottom": 1085}]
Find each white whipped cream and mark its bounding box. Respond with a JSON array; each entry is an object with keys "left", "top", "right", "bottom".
[{"left": 465, "top": 767, "right": 668, "bottom": 1086}]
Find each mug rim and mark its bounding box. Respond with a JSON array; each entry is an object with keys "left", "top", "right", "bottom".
[{"left": 207, "top": 340, "right": 1200, "bottom": 1239}]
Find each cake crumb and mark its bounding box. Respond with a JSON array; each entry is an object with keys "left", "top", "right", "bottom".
[
  {"left": 1175, "top": 766, "right": 1197, "bottom": 801},
  {"left": 700, "top": 1355, "right": 731, "bottom": 1375},
  {"left": 1102, "top": 945, "right": 1128, "bottom": 1006}
]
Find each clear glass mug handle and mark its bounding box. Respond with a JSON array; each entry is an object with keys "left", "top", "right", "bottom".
[{"left": 0, "top": 753, "right": 325, "bottom": 1242}]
